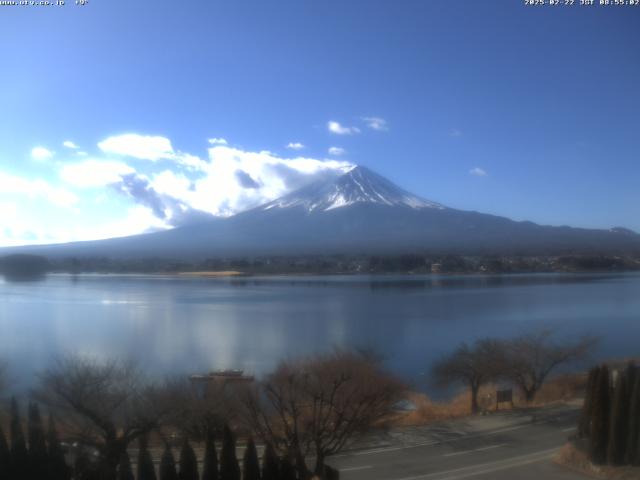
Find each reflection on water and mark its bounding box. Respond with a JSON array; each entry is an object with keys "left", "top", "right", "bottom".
[
  {"left": 225, "top": 273, "right": 622, "bottom": 291},
  {"left": 0, "top": 272, "right": 639, "bottom": 393}
]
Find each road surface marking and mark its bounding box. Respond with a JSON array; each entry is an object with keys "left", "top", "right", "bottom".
[
  {"left": 334, "top": 411, "right": 576, "bottom": 459},
  {"left": 435, "top": 450, "right": 556, "bottom": 480},
  {"left": 393, "top": 447, "right": 558, "bottom": 480},
  {"left": 341, "top": 465, "right": 373, "bottom": 472},
  {"left": 341, "top": 443, "right": 436, "bottom": 457},
  {"left": 442, "top": 443, "right": 506, "bottom": 457},
  {"left": 334, "top": 424, "right": 527, "bottom": 458},
  {"left": 562, "top": 426, "right": 576, "bottom": 432}
]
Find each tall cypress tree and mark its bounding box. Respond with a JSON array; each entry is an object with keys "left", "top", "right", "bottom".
[
  {"left": 74, "top": 450, "right": 94, "bottom": 480},
  {"left": 220, "top": 425, "right": 240, "bottom": 480},
  {"left": 589, "top": 365, "right": 611, "bottom": 464},
  {"left": 625, "top": 363, "right": 637, "bottom": 395},
  {"left": 0, "top": 425, "right": 10, "bottom": 480},
  {"left": 160, "top": 445, "right": 179, "bottom": 480},
  {"left": 10, "top": 397, "right": 29, "bottom": 480},
  {"left": 261, "top": 443, "right": 279, "bottom": 480},
  {"left": 201, "top": 434, "right": 219, "bottom": 480},
  {"left": 28, "top": 402, "right": 48, "bottom": 480},
  {"left": 179, "top": 439, "right": 199, "bottom": 480},
  {"left": 626, "top": 374, "right": 640, "bottom": 466},
  {"left": 608, "top": 371, "right": 629, "bottom": 465},
  {"left": 137, "top": 435, "right": 157, "bottom": 480},
  {"left": 47, "top": 414, "right": 70, "bottom": 480},
  {"left": 117, "top": 451, "right": 135, "bottom": 480},
  {"left": 242, "top": 437, "right": 260, "bottom": 480},
  {"left": 279, "top": 456, "right": 296, "bottom": 480},
  {"left": 579, "top": 367, "right": 599, "bottom": 438}
]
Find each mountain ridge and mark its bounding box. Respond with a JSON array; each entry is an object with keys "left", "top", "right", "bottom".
[{"left": 1, "top": 165, "right": 639, "bottom": 259}]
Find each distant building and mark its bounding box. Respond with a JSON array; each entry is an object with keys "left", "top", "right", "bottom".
[
  {"left": 189, "top": 369, "right": 255, "bottom": 395},
  {"left": 430, "top": 263, "right": 442, "bottom": 274},
  {"left": 190, "top": 369, "right": 254, "bottom": 383}
]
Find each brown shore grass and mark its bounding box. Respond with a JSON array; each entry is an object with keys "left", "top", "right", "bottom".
[{"left": 393, "top": 373, "right": 588, "bottom": 427}]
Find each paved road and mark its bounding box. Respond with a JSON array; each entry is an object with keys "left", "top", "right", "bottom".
[{"left": 328, "top": 406, "right": 587, "bottom": 480}]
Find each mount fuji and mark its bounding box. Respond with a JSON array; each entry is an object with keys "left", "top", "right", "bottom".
[
  {"left": 259, "top": 166, "right": 444, "bottom": 212},
  {"left": 4, "top": 166, "right": 639, "bottom": 259}
]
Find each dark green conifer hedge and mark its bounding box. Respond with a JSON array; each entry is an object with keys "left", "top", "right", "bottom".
[{"left": 220, "top": 425, "right": 240, "bottom": 480}]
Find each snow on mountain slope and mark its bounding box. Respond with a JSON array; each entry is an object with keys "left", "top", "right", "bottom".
[{"left": 259, "top": 165, "right": 445, "bottom": 213}]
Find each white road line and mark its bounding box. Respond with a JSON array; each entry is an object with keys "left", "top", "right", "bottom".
[
  {"left": 341, "top": 443, "right": 435, "bottom": 457},
  {"left": 334, "top": 424, "right": 527, "bottom": 458},
  {"left": 562, "top": 427, "right": 576, "bottom": 432},
  {"left": 433, "top": 450, "right": 556, "bottom": 480},
  {"left": 393, "top": 447, "right": 558, "bottom": 480},
  {"left": 442, "top": 443, "right": 506, "bottom": 457},
  {"left": 341, "top": 465, "right": 373, "bottom": 472},
  {"left": 334, "top": 414, "right": 576, "bottom": 459}
]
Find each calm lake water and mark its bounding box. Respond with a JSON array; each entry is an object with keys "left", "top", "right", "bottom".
[{"left": 1, "top": 272, "right": 639, "bottom": 393}]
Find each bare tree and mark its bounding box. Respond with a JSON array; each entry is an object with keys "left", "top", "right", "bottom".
[
  {"left": 432, "top": 339, "right": 504, "bottom": 414},
  {"left": 502, "top": 331, "right": 597, "bottom": 402},
  {"left": 160, "top": 376, "right": 235, "bottom": 441},
  {"left": 35, "top": 355, "right": 170, "bottom": 480},
  {"left": 242, "top": 350, "right": 405, "bottom": 479}
]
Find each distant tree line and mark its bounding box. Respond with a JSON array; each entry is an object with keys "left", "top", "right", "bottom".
[
  {"left": 578, "top": 363, "right": 640, "bottom": 466},
  {"left": 3, "top": 253, "right": 637, "bottom": 279},
  {"left": 0, "top": 350, "right": 403, "bottom": 480},
  {"left": 432, "top": 331, "right": 597, "bottom": 414},
  {"left": 0, "top": 255, "right": 49, "bottom": 281}
]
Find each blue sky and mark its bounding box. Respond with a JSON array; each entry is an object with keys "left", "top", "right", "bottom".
[{"left": 0, "top": 1, "right": 638, "bottom": 245}]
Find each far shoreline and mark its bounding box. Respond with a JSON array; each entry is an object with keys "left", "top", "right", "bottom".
[
  {"left": 42, "top": 269, "right": 640, "bottom": 279},
  {"left": 174, "top": 270, "right": 244, "bottom": 277}
]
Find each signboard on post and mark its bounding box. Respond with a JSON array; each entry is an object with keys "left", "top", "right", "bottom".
[{"left": 496, "top": 389, "right": 513, "bottom": 410}]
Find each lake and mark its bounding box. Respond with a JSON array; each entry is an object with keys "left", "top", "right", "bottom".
[{"left": 1, "top": 272, "right": 639, "bottom": 393}]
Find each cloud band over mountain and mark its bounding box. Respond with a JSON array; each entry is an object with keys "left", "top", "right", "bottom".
[{"left": 0, "top": 134, "right": 354, "bottom": 245}]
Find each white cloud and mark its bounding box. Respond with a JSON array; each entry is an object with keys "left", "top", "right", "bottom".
[
  {"left": 0, "top": 202, "right": 51, "bottom": 247},
  {"left": 469, "top": 167, "right": 487, "bottom": 177},
  {"left": 449, "top": 128, "right": 463, "bottom": 137},
  {"left": 98, "top": 134, "right": 174, "bottom": 161},
  {"left": 63, "top": 140, "right": 79, "bottom": 149},
  {"left": 60, "top": 159, "right": 136, "bottom": 187},
  {"left": 150, "top": 145, "right": 353, "bottom": 217},
  {"left": 151, "top": 170, "right": 193, "bottom": 199},
  {"left": 69, "top": 143, "right": 354, "bottom": 224},
  {"left": 328, "top": 147, "right": 346, "bottom": 156},
  {"left": 0, "top": 205, "right": 168, "bottom": 247},
  {"left": 3, "top": 135, "right": 357, "bottom": 245},
  {"left": 47, "top": 189, "right": 80, "bottom": 208},
  {"left": 175, "top": 152, "right": 207, "bottom": 170},
  {"left": 77, "top": 151, "right": 89, "bottom": 156},
  {"left": 362, "top": 116, "right": 388, "bottom": 131},
  {"left": 0, "top": 171, "right": 78, "bottom": 207},
  {"left": 0, "top": 202, "right": 19, "bottom": 238},
  {"left": 0, "top": 201, "right": 17, "bottom": 223},
  {"left": 80, "top": 206, "right": 169, "bottom": 240},
  {"left": 31, "top": 147, "right": 54, "bottom": 161},
  {"left": 208, "top": 138, "right": 228, "bottom": 145},
  {"left": 286, "top": 142, "right": 305, "bottom": 150},
  {"left": 327, "top": 121, "right": 360, "bottom": 135}
]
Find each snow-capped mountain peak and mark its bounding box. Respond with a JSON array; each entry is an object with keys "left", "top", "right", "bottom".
[{"left": 260, "top": 165, "right": 445, "bottom": 213}]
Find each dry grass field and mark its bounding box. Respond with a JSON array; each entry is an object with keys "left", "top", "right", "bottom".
[{"left": 393, "top": 373, "right": 589, "bottom": 427}]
